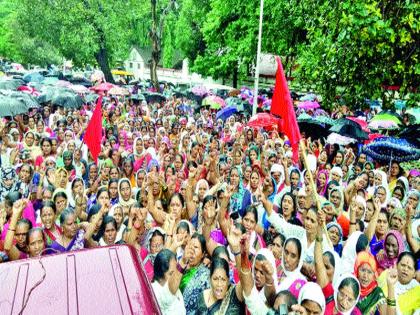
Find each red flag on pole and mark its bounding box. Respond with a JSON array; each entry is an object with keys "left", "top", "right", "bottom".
[
  {"left": 270, "top": 56, "right": 301, "bottom": 163},
  {"left": 83, "top": 96, "right": 103, "bottom": 164}
]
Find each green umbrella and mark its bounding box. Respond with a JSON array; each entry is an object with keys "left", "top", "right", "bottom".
[{"left": 371, "top": 113, "right": 401, "bottom": 125}]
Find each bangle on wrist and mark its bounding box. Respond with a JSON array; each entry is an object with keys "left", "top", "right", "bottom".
[
  {"left": 240, "top": 267, "right": 250, "bottom": 275},
  {"left": 350, "top": 221, "right": 356, "bottom": 225},
  {"left": 176, "top": 262, "right": 186, "bottom": 274},
  {"left": 386, "top": 298, "right": 396, "bottom": 306},
  {"left": 232, "top": 249, "right": 241, "bottom": 256},
  {"left": 8, "top": 228, "right": 15, "bottom": 232},
  {"left": 316, "top": 236, "right": 323, "bottom": 242}
]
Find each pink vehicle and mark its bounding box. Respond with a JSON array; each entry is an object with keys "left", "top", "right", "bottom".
[{"left": 0, "top": 245, "right": 161, "bottom": 315}]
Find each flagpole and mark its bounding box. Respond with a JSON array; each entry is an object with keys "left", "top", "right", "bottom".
[{"left": 252, "top": 0, "right": 264, "bottom": 116}]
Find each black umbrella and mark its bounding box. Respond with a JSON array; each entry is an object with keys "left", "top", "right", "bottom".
[
  {"left": 0, "top": 95, "right": 32, "bottom": 117},
  {"left": 173, "top": 91, "right": 187, "bottom": 98},
  {"left": 37, "top": 87, "right": 72, "bottom": 103},
  {"left": 297, "top": 113, "right": 330, "bottom": 140},
  {"left": 398, "top": 124, "right": 420, "bottom": 147},
  {"left": 0, "top": 91, "right": 39, "bottom": 109},
  {"left": 186, "top": 91, "right": 203, "bottom": 105},
  {"left": 51, "top": 92, "right": 84, "bottom": 109},
  {"left": 329, "top": 118, "right": 369, "bottom": 140},
  {"left": 69, "top": 77, "right": 92, "bottom": 87},
  {"left": 144, "top": 93, "right": 167, "bottom": 104}
]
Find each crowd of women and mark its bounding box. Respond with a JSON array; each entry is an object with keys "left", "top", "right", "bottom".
[{"left": 0, "top": 92, "right": 418, "bottom": 315}]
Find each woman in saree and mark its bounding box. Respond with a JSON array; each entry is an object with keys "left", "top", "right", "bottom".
[
  {"left": 39, "top": 201, "right": 62, "bottom": 245},
  {"left": 227, "top": 166, "right": 251, "bottom": 218},
  {"left": 354, "top": 251, "right": 398, "bottom": 315},
  {"left": 118, "top": 178, "right": 136, "bottom": 217},
  {"left": 378, "top": 252, "right": 419, "bottom": 315},
  {"left": 49, "top": 206, "right": 105, "bottom": 253},
  {"left": 180, "top": 233, "right": 210, "bottom": 315}
]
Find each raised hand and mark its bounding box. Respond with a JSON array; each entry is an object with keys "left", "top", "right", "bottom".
[
  {"left": 261, "top": 260, "right": 275, "bottom": 285},
  {"left": 387, "top": 265, "right": 398, "bottom": 287},
  {"left": 227, "top": 224, "right": 242, "bottom": 252}
]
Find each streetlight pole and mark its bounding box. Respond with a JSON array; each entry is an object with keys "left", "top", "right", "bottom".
[{"left": 252, "top": 0, "right": 264, "bottom": 116}]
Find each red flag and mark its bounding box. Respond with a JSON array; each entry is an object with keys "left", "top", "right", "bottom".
[
  {"left": 270, "top": 56, "right": 301, "bottom": 163},
  {"left": 83, "top": 96, "right": 103, "bottom": 164}
]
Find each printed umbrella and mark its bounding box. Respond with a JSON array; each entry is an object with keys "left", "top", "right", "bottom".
[
  {"left": 297, "top": 101, "right": 320, "bottom": 110},
  {"left": 202, "top": 95, "right": 226, "bottom": 109},
  {"left": 369, "top": 112, "right": 401, "bottom": 130},
  {"left": 329, "top": 118, "right": 368, "bottom": 140},
  {"left": 363, "top": 137, "right": 420, "bottom": 163},
  {"left": 315, "top": 115, "right": 336, "bottom": 126},
  {"left": 0, "top": 79, "right": 23, "bottom": 90},
  {"left": 247, "top": 113, "right": 281, "bottom": 130},
  {"left": 216, "top": 106, "right": 237, "bottom": 121},
  {"left": 91, "top": 82, "right": 115, "bottom": 92},
  {"left": 70, "top": 84, "right": 90, "bottom": 94}
]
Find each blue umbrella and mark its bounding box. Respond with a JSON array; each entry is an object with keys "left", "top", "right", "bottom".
[
  {"left": 23, "top": 72, "right": 45, "bottom": 83},
  {"left": 363, "top": 137, "right": 420, "bottom": 163},
  {"left": 216, "top": 106, "right": 237, "bottom": 121}
]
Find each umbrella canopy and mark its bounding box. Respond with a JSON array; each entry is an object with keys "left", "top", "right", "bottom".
[
  {"left": 23, "top": 72, "right": 45, "bottom": 83},
  {"left": 368, "top": 120, "right": 399, "bottom": 130},
  {"left": 371, "top": 112, "right": 402, "bottom": 124},
  {"left": 84, "top": 93, "right": 100, "bottom": 103},
  {"left": 297, "top": 101, "right": 320, "bottom": 110},
  {"left": 347, "top": 116, "right": 369, "bottom": 132},
  {"left": 216, "top": 106, "right": 237, "bottom": 121},
  {"left": 247, "top": 113, "right": 280, "bottom": 130},
  {"left": 108, "top": 86, "right": 130, "bottom": 96},
  {"left": 37, "top": 86, "right": 72, "bottom": 103},
  {"left": 91, "top": 82, "right": 115, "bottom": 92},
  {"left": 398, "top": 124, "right": 420, "bottom": 147},
  {"left": 406, "top": 108, "right": 420, "bottom": 123},
  {"left": 363, "top": 137, "right": 420, "bottom": 163},
  {"left": 327, "top": 132, "right": 357, "bottom": 145},
  {"left": 0, "top": 96, "right": 30, "bottom": 117},
  {"left": 51, "top": 92, "right": 83, "bottom": 109},
  {"left": 191, "top": 86, "right": 207, "bottom": 97},
  {"left": 202, "top": 95, "right": 226, "bottom": 109},
  {"left": 297, "top": 113, "right": 329, "bottom": 140},
  {"left": 315, "top": 115, "right": 336, "bottom": 126},
  {"left": 130, "top": 94, "right": 145, "bottom": 101},
  {"left": 70, "top": 84, "right": 89, "bottom": 94},
  {"left": 144, "top": 93, "right": 167, "bottom": 104},
  {"left": 0, "top": 79, "right": 22, "bottom": 90},
  {"left": 43, "top": 77, "right": 59, "bottom": 85},
  {"left": 297, "top": 113, "right": 314, "bottom": 123},
  {"left": 17, "top": 85, "right": 39, "bottom": 96},
  {"left": 329, "top": 118, "right": 368, "bottom": 140},
  {"left": 0, "top": 91, "right": 39, "bottom": 109},
  {"left": 69, "top": 77, "right": 92, "bottom": 87},
  {"left": 299, "top": 93, "right": 317, "bottom": 101}
]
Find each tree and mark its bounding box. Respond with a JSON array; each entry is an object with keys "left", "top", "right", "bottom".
[{"left": 16, "top": 0, "right": 136, "bottom": 82}]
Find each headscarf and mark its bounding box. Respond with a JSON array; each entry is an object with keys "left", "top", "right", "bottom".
[
  {"left": 387, "top": 197, "right": 402, "bottom": 210},
  {"left": 405, "top": 189, "right": 420, "bottom": 212},
  {"left": 376, "top": 230, "right": 404, "bottom": 270},
  {"left": 355, "top": 195, "right": 367, "bottom": 221},
  {"left": 333, "top": 273, "right": 361, "bottom": 315},
  {"left": 316, "top": 169, "right": 329, "bottom": 196},
  {"left": 117, "top": 178, "right": 135, "bottom": 207},
  {"left": 327, "top": 222, "right": 343, "bottom": 255},
  {"left": 325, "top": 248, "right": 342, "bottom": 284},
  {"left": 341, "top": 231, "right": 363, "bottom": 274},
  {"left": 0, "top": 167, "right": 19, "bottom": 202},
  {"left": 329, "top": 186, "right": 344, "bottom": 213},
  {"left": 330, "top": 166, "right": 343, "bottom": 185},
  {"left": 279, "top": 237, "right": 307, "bottom": 291},
  {"left": 229, "top": 166, "right": 247, "bottom": 215},
  {"left": 354, "top": 251, "right": 378, "bottom": 297},
  {"left": 298, "top": 282, "right": 326, "bottom": 314},
  {"left": 396, "top": 176, "right": 409, "bottom": 195},
  {"left": 133, "top": 137, "right": 144, "bottom": 157},
  {"left": 195, "top": 179, "right": 209, "bottom": 197}
]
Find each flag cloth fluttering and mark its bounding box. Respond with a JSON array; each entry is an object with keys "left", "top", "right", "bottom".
[
  {"left": 83, "top": 96, "right": 103, "bottom": 164},
  {"left": 270, "top": 56, "right": 301, "bottom": 163}
]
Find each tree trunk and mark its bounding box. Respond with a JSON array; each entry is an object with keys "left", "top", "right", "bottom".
[
  {"left": 95, "top": 46, "right": 114, "bottom": 84},
  {"left": 232, "top": 62, "right": 238, "bottom": 88},
  {"left": 150, "top": 0, "right": 160, "bottom": 91}
]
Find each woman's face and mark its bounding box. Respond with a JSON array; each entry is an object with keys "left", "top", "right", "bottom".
[
  {"left": 57, "top": 170, "right": 68, "bottom": 187},
  {"left": 284, "top": 240, "right": 300, "bottom": 271},
  {"left": 254, "top": 259, "right": 267, "bottom": 288},
  {"left": 331, "top": 171, "right": 341, "bottom": 183},
  {"left": 244, "top": 167, "right": 252, "bottom": 181},
  {"left": 25, "top": 132, "right": 35, "bottom": 146},
  {"left": 113, "top": 207, "right": 123, "bottom": 226},
  {"left": 198, "top": 182, "right": 207, "bottom": 200},
  {"left": 397, "top": 255, "right": 416, "bottom": 285},
  {"left": 242, "top": 211, "right": 256, "bottom": 233},
  {"left": 174, "top": 156, "right": 183, "bottom": 171},
  {"left": 355, "top": 202, "right": 365, "bottom": 220},
  {"left": 390, "top": 163, "right": 400, "bottom": 177},
  {"left": 110, "top": 168, "right": 119, "bottom": 180},
  {"left": 73, "top": 180, "right": 84, "bottom": 195},
  {"left": 282, "top": 195, "right": 294, "bottom": 218},
  {"left": 120, "top": 182, "right": 131, "bottom": 201},
  {"left": 42, "top": 141, "right": 52, "bottom": 155},
  {"left": 249, "top": 150, "right": 257, "bottom": 162},
  {"left": 150, "top": 235, "right": 164, "bottom": 254},
  {"left": 62, "top": 214, "right": 78, "bottom": 238},
  {"left": 335, "top": 152, "right": 343, "bottom": 165},
  {"left": 376, "top": 212, "right": 389, "bottom": 235},
  {"left": 211, "top": 267, "right": 229, "bottom": 300},
  {"left": 358, "top": 263, "right": 375, "bottom": 288},
  {"left": 301, "top": 300, "right": 322, "bottom": 315},
  {"left": 385, "top": 234, "right": 399, "bottom": 259},
  {"left": 186, "top": 238, "right": 204, "bottom": 267},
  {"left": 337, "top": 285, "right": 357, "bottom": 312},
  {"left": 109, "top": 182, "right": 118, "bottom": 198},
  {"left": 365, "top": 202, "right": 375, "bottom": 222},
  {"left": 328, "top": 226, "right": 340, "bottom": 246},
  {"left": 407, "top": 193, "right": 419, "bottom": 209},
  {"left": 41, "top": 207, "right": 55, "bottom": 229},
  {"left": 304, "top": 210, "right": 318, "bottom": 234},
  {"left": 390, "top": 214, "right": 405, "bottom": 232},
  {"left": 104, "top": 222, "right": 117, "bottom": 244},
  {"left": 323, "top": 254, "right": 335, "bottom": 283},
  {"left": 392, "top": 188, "right": 404, "bottom": 201},
  {"left": 290, "top": 172, "right": 300, "bottom": 187},
  {"left": 89, "top": 165, "right": 98, "bottom": 180},
  {"left": 169, "top": 195, "right": 183, "bottom": 219},
  {"left": 123, "top": 162, "right": 133, "bottom": 176},
  {"left": 374, "top": 173, "right": 382, "bottom": 186},
  {"left": 19, "top": 166, "right": 31, "bottom": 182},
  {"left": 27, "top": 230, "right": 45, "bottom": 257},
  {"left": 97, "top": 191, "right": 110, "bottom": 206},
  {"left": 229, "top": 169, "right": 240, "bottom": 188},
  {"left": 318, "top": 173, "right": 326, "bottom": 187},
  {"left": 135, "top": 139, "right": 143, "bottom": 154},
  {"left": 55, "top": 196, "right": 67, "bottom": 212},
  {"left": 376, "top": 187, "right": 386, "bottom": 203}
]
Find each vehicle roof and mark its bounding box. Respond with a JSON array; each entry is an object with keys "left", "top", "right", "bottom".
[{"left": 0, "top": 245, "right": 161, "bottom": 315}]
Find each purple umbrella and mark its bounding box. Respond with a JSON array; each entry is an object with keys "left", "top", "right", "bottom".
[{"left": 297, "top": 101, "right": 320, "bottom": 110}]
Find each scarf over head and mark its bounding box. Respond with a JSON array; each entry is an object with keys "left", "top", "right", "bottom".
[
  {"left": 377, "top": 230, "right": 405, "bottom": 270},
  {"left": 354, "top": 251, "right": 378, "bottom": 298}
]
